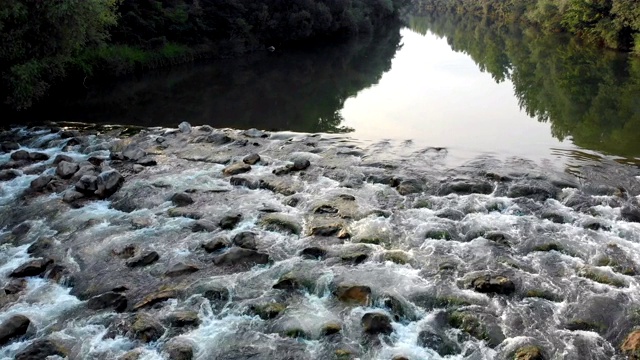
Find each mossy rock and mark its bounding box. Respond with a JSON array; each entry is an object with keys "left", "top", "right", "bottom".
[
  {"left": 579, "top": 268, "right": 627, "bottom": 288},
  {"left": 524, "top": 289, "right": 559, "bottom": 302},
  {"left": 284, "top": 328, "right": 308, "bottom": 339},
  {"left": 321, "top": 322, "right": 342, "bottom": 336},
  {"left": 413, "top": 199, "right": 431, "bottom": 209},
  {"left": 514, "top": 345, "right": 545, "bottom": 360},
  {"left": 252, "top": 303, "right": 286, "bottom": 320},
  {"left": 621, "top": 330, "right": 640, "bottom": 360},
  {"left": 425, "top": 230, "right": 452, "bottom": 240},
  {"left": 448, "top": 311, "right": 504, "bottom": 347},
  {"left": 335, "top": 349, "right": 354, "bottom": 360},
  {"left": 596, "top": 256, "right": 637, "bottom": 276},
  {"left": 259, "top": 213, "right": 302, "bottom": 235}
]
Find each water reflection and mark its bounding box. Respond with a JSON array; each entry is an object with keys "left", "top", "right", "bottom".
[
  {"left": 410, "top": 14, "right": 640, "bottom": 158},
  {"left": 22, "top": 23, "right": 402, "bottom": 133}
]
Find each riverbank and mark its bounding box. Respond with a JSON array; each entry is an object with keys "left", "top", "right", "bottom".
[{"left": 0, "top": 122, "right": 640, "bottom": 359}]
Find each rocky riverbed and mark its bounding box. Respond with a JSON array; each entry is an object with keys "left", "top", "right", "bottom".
[{"left": 1, "top": 122, "right": 640, "bottom": 359}]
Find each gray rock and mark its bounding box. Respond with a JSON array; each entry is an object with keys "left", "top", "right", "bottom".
[
  {"left": 30, "top": 174, "right": 53, "bottom": 191},
  {"left": 56, "top": 161, "right": 79, "bottom": 179},
  {"left": 11, "top": 222, "right": 31, "bottom": 236},
  {"left": 166, "top": 311, "right": 200, "bottom": 328},
  {"left": 26, "top": 237, "right": 54, "bottom": 256},
  {"left": 1, "top": 142, "right": 20, "bottom": 152},
  {"left": 165, "top": 263, "right": 199, "bottom": 277},
  {"left": 172, "top": 192, "right": 194, "bottom": 207},
  {"left": 4, "top": 279, "right": 27, "bottom": 294},
  {"left": 10, "top": 258, "right": 53, "bottom": 278},
  {"left": 96, "top": 170, "right": 124, "bottom": 198},
  {"left": 123, "top": 147, "right": 146, "bottom": 161},
  {"left": 126, "top": 251, "right": 160, "bottom": 268},
  {"left": 417, "top": 329, "right": 459, "bottom": 356},
  {"left": 53, "top": 154, "right": 74, "bottom": 165},
  {"left": 229, "top": 176, "right": 259, "bottom": 189},
  {"left": 470, "top": 275, "right": 515, "bottom": 295},
  {"left": 232, "top": 232, "right": 257, "bottom": 250},
  {"left": 28, "top": 152, "right": 49, "bottom": 161},
  {"left": 0, "top": 315, "right": 31, "bottom": 346},
  {"left": 75, "top": 175, "right": 98, "bottom": 194},
  {"left": 165, "top": 338, "right": 194, "bottom": 360},
  {"left": 622, "top": 203, "right": 640, "bottom": 223},
  {"left": 204, "top": 133, "right": 233, "bottom": 145},
  {"left": 87, "top": 292, "right": 127, "bottom": 312},
  {"left": 292, "top": 159, "right": 310, "bottom": 171},
  {"left": 243, "top": 153, "right": 261, "bottom": 165},
  {"left": 179, "top": 121, "right": 192, "bottom": 134},
  {"left": 220, "top": 214, "right": 242, "bottom": 230},
  {"left": 202, "top": 237, "right": 230, "bottom": 253},
  {"left": 15, "top": 339, "right": 67, "bottom": 360},
  {"left": 63, "top": 190, "right": 84, "bottom": 203},
  {"left": 131, "top": 314, "right": 165, "bottom": 343},
  {"left": 192, "top": 219, "right": 217, "bottom": 232},
  {"left": 10, "top": 150, "right": 30, "bottom": 161},
  {"left": 242, "top": 128, "right": 269, "bottom": 138},
  {"left": 0, "top": 169, "right": 20, "bottom": 181},
  {"left": 213, "top": 248, "right": 270, "bottom": 267},
  {"left": 136, "top": 157, "right": 157, "bottom": 167}
]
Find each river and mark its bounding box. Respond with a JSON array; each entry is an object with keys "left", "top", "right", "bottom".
[{"left": 1, "top": 13, "right": 640, "bottom": 360}]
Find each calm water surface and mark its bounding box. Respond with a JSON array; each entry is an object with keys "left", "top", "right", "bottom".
[{"left": 18, "top": 15, "right": 640, "bottom": 166}]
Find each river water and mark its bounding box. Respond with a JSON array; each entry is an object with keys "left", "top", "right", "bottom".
[{"left": 1, "top": 13, "right": 640, "bottom": 360}]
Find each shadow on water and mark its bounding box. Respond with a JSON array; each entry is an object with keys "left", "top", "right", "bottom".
[
  {"left": 9, "top": 23, "right": 403, "bottom": 134},
  {"left": 409, "top": 13, "right": 640, "bottom": 159}
]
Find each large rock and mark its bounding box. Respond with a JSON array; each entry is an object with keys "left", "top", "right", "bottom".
[
  {"left": 243, "top": 153, "right": 261, "bottom": 165},
  {"left": 192, "top": 219, "right": 217, "bottom": 232},
  {"left": 96, "top": 170, "right": 125, "bottom": 198},
  {"left": 469, "top": 275, "right": 515, "bottom": 295},
  {"left": 0, "top": 169, "right": 20, "bottom": 181},
  {"left": 15, "top": 339, "right": 67, "bottom": 360},
  {"left": 417, "top": 329, "right": 459, "bottom": 357},
  {"left": 166, "top": 311, "right": 200, "bottom": 328},
  {"left": 179, "top": 121, "right": 192, "bottom": 134},
  {"left": 361, "top": 312, "right": 393, "bottom": 335},
  {"left": 10, "top": 258, "right": 53, "bottom": 278},
  {"left": 202, "top": 237, "right": 230, "bottom": 253},
  {"left": 56, "top": 161, "right": 79, "bottom": 179},
  {"left": 259, "top": 213, "right": 301, "bottom": 235},
  {"left": 131, "top": 314, "right": 165, "bottom": 342},
  {"left": 165, "top": 338, "right": 194, "bottom": 360},
  {"left": 232, "top": 232, "right": 258, "bottom": 250},
  {"left": 75, "top": 175, "right": 98, "bottom": 194},
  {"left": 223, "top": 163, "right": 252, "bottom": 176},
  {"left": 220, "top": 214, "right": 242, "bottom": 230},
  {"left": 126, "top": 251, "right": 160, "bottom": 268},
  {"left": 213, "top": 248, "right": 270, "bottom": 267},
  {"left": 87, "top": 292, "right": 128, "bottom": 312},
  {"left": 1, "top": 142, "right": 20, "bottom": 152},
  {"left": 623, "top": 330, "right": 640, "bottom": 360},
  {"left": 621, "top": 203, "right": 640, "bottom": 223},
  {"left": 52, "top": 154, "right": 73, "bottom": 165},
  {"left": 171, "top": 192, "right": 194, "bottom": 207},
  {"left": 334, "top": 285, "right": 371, "bottom": 306},
  {"left": 30, "top": 175, "right": 53, "bottom": 191},
  {"left": 10, "top": 150, "right": 30, "bottom": 161},
  {"left": 514, "top": 345, "right": 545, "bottom": 360},
  {"left": 26, "top": 237, "right": 54, "bottom": 256},
  {"left": 29, "top": 152, "right": 49, "bottom": 161},
  {"left": 0, "top": 315, "right": 31, "bottom": 346},
  {"left": 123, "top": 147, "right": 146, "bottom": 161}
]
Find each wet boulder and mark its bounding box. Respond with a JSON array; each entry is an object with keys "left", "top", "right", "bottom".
[
  {"left": 192, "top": 219, "right": 217, "bottom": 232},
  {"left": 131, "top": 313, "right": 165, "bottom": 342},
  {"left": 0, "top": 169, "right": 20, "bottom": 181},
  {"left": 126, "top": 251, "right": 160, "bottom": 268},
  {"left": 54, "top": 161, "right": 78, "bottom": 179},
  {"left": 166, "top": 311, "right": 200, "bottom": 328},
  {"left": 28, "top": 152, "right": 49, "bottom": 161},
  {"left": 96, "top": 170, "right": 125, "bottom": 198},
  {"left": 223, "top": 163, "right": 251, "bottom": 176},
  {"left": 229, "top": 176, "right": 259, "bottom": 189},
  {"left": 29, "top": 174, "right": 53, "bottom": 191},
  {"left": 243, "top": 153, "right": 261, "bottom": 165},
  {"left": 300, "top": 247, "right": 327, "bottom": 260},
  {"left": 417, "top": 329, "right": 460, "bottom": 357},
  {"left": 448, "top": 310, "right": 505, "bottom": 347},
  {"left": 15, "top": 338, "right": 68, "bottom": 360},
  {"left": 165, "top": 263, "right": 200, "bottom": 277},
  {"left": 10, "top": 258, "right": 53, "bottom": 278},
  {"left": 292, "top": 159, "right": 310, "bottom": 171},
  {"left": 63, "top": 190, "right": 84, "bottom": 203},
  {"left": 514, "top": 345, "right": 545, "bottom": 360},
  {"left": 202, "top": 237, "right": 230, "bottom": 253},
  {"left": 232, "top": 232, "right": 258, "bottom": 250},
  {"left": 1, "top": 142, "right": 20, "bottom": 152},
  {"left": 622, "top": 330, "right": 640, "bottom": 359},
  {"left": 439, "top": 180, "right": 493, "bottom": 195},
  {"left": 621, "top": 202, "right": 640, "bottom": 223},
  {"left": 165, "top": 338, "right": 194, "bottom": 360},
  {"left": 396, "top": 179, "right": 423, "bottom": 195},
  {"left": 87, "top": 292, "right": 128, "bottom": 312},
  {"left": 469, "top": 274, "right": 516, "bottom": 295},
  {"left": 75, "top": 174, "right": 98, "bottom": 194},
  {"left": 3, "top": 279, "right": 27, "bottom": 294},
  {"left": 0, "top": 315, "right": 31, "bottom": 346},
  {"left": 259, "top": 213, "right": 302, "bottom": 235},
  {"left": 123, "top": 146, "right": 146, "bottom": 161},
  {"left": 220, "top": 214, "right": 242, "bottom": 230},
  {"left": 171, "top": 192, "right": 194, "bottom": 207},
  {"left": 213, "top": 248, "right": 270, "bottom": 267},
  {"left": 10, "top": 150, "right": 30, "bottom": 161},
  {"left": 334, "top": 285, "right": 371, "bottom": 306},
  {"left": 179, "top": 121, "right": 192, "bottom": 134},
  {"left": 52, "top": 154, "right": 73, "bottom": 165},
  {"left": 361, "top": 312, "right": 393, "bottom": 335},
  {"left": 507, "top": 180, "right": 558, "bottom": 201},
  {"left": 252, "top": 303, "right": 286, "bottom": 320}
]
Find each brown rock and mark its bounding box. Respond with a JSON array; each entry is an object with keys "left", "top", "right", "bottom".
[
  {"left": 361, "top": 312, "right": 393, "bottom": 335},
  {"left": 133, "top": 289, "right": 180, "bottom": 310},
  {"left": 223, "top": 163, "right": 251, "bottom": 176},
  {"left": 334, "top": 285, "right": 371, "bottom": 306},
  {"left": 0, "top": 315, "right": 31, "bottom": 346},
  {"left": 622, "top": 330, "right": 640, "bottom": 360}
]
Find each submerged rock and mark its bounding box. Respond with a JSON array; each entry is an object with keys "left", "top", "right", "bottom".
[
  {"left": 0, "top": 169, "right": 20, "bottom": 181},
  {"left": 334, "top": 285, "right": 371, "bottom": 306},
  {"left": 0, "top": 315, "right": 31, "bottom": 346},
  {"left": 514, "top": 345, "right": 545, "bottom": 360},
  {"left": 15, "top": 339, "right": 67, "bottom": 360},
  {"left": 361, "top": 312, "right": 393, "bottom": 335},
  {"left": 417, "top": 329, "right": 459, "bottom": 357}
]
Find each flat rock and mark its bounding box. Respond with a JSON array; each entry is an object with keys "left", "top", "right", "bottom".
[
  {"left": 165, "top": 263, "right": 200, "bottom": 277},
  {"left": 126, "top": 251, "right": 160, "bottom": 268}
]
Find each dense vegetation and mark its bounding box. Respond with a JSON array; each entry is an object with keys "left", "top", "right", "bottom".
[
  {"left": 0, "top": 0, "right": 407, "bottom": 110},
  {"left": 410, "top": 13, "right": 640, "bottom": 157},
  {"left": 412, "top": 0, "right": 640, "bottom": 54}
]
